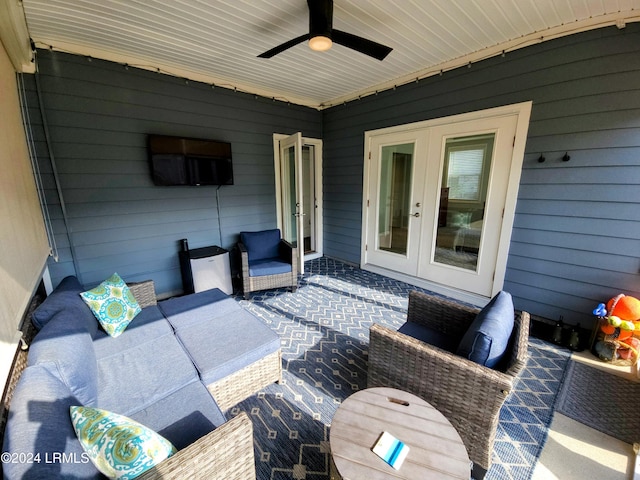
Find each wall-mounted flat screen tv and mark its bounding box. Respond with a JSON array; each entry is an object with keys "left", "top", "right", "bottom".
[{"left": 148, "top": 134, "right": 233, "bottom": 186}]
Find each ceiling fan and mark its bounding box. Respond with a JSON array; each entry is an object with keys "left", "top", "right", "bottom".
[{"left": 258, "top": 0, "right": 392, "bottom": 61}]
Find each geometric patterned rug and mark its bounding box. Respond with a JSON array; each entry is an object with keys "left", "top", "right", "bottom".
[{"left": 227, "top": 257, "right": 571, "bottom": 480}]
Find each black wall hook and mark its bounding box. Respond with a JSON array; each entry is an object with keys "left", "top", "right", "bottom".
[
  {"left": 537, "top": 154, "right": 546, "bottom": 163},
  {"left": 562, "top": 152, "right": 571, "bottom": 162}
]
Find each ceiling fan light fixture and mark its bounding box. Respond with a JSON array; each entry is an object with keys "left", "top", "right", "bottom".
[
  {"left": 258, "top": 0, "right": 392, "bottom": 60},
  {"left": 309, "top": 35, "right": 332, "bottom": 51}
]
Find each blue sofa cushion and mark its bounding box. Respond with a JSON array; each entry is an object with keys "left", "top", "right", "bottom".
[
  {"left": 175, "top": 307, "right": 281, "bottom": 386},
  {"left": 398, "top": 322, "right": 459, "bottom": 353},
  {"left": 240, "top": 229, "right": 281, "bottom": 262},
  {"left": 93, "top": 305, "right": 173, "bottom": 360},
  {"left": 160, "top": 291, "right": 281, "bottom": 386},
  {"left": 2, "top": 364, "right": 101, "bottom": 479},
  {"left": 128, "top": 381, "right": 226, "bottom": 450},
  {"left": 31, "top": 276, "right": 85, "bottom": 330},
  {"left": 249, "top": 258, "right": 292, "bottom": 277},
  {"left": 159, "top": 288, "right": 230, "bottom": 330},
  {"left": 96, "top": 333, "right": 199, "bottom": 416},
  {"left": 28, "top": 313, "right": 99, "bottom": 406},
  {"left": 456, "top": 291, "right": 515, "bottom": 368}
]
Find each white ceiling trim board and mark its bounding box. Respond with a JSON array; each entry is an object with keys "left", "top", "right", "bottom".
[
  {"left": 321, "top": 12, "right": 640, "bottom": 109},
  {"left": 32, "top": 39, "right": 319, "bottom": 108}
]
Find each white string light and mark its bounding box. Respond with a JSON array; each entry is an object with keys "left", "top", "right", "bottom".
[
  {"left": 35, "top": 32, "right": 561, "bottom": 110},
  {"left": 35, "top": 42, "right": 298, "bottom": 107}
]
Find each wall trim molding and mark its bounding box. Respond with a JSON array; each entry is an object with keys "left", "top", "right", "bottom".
[{"left": 0, "top": 0, "right": 34, "bottom": 73}]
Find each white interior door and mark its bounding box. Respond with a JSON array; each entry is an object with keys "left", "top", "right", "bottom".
[
  {"left": 363, "top": 131, "right": 427, "bottom": 275},
  {"left": 278, "top": 132, "right": 304, "bottom": 273}
]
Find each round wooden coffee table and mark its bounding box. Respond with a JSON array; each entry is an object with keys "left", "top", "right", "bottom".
[{"left": 330, "top": 387, "right": 470, "bottom": 479}]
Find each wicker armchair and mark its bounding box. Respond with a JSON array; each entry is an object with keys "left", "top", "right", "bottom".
[
  {"left": 239, "top": 229, "right": 298, "bottom": 299},
  {"left": 368, "top": 290, "right": 530, "bottom": 478}
]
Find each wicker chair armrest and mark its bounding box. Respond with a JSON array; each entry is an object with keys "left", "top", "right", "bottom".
[
  {"left": 128, "top": 280, "right": 157, "bottom": 308},
  {"left": 278, "top": 240, "right": 298, "bottom": 277},
  {"left": 238, "top": 242, "right": 249, "bottom": 265},
  {"left": 368, "top": 323, "right": 514, "bottom": 396},
  {"left": 138, "top": 412, "right": 255, "bottom": 480},
  {"left": 278, "top": 240, "right": 294, "bottom": 263},
  {"left": 406, "top": 290, "right": 479, "bottom": 336},
  {"left": 504, "top": 311, "right": 530, "bottom": 377}
]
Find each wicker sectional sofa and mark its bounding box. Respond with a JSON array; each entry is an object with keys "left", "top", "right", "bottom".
[{"left": 2, "top": 276, "right": 281, "bottom": 479}]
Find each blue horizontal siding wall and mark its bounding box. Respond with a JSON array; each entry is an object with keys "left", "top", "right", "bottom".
[
  {"left": 322, "top": 25, "right": 640, "bottom": 328},
  {"left": 30, "top": 50, "right": 321, "bottom": 295}
]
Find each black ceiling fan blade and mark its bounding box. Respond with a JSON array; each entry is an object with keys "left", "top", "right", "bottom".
[
  {"left": 332, "top": 29, "right": 392, "bottom": 60},
  {"left": 258, "top": 33, "right": 310, "bottom": 58}
]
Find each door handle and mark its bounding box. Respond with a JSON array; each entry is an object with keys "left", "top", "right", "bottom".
[{"left": 409, "top": 212, "right": 420, "bottom": 218}]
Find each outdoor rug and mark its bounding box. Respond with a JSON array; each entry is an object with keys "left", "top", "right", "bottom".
[
  {"left": 227, "top": 257, "right": 570, "bottom": 480},
  {"left": 555, "top": 360, "right": 640, "bottom": 445}
]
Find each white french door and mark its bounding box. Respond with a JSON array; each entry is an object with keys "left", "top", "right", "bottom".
[
  {"left": 416, "top": 115, "right": 517, "bottom": 296},
  {"left": 362, "top": 103, "right": 531, "bottom": 298},
  {"left": 274, "top": 133, "right": 324, "bottom": 274},
  {"left": 365, "top": 131, "right": 427, "bottom": 275},
  {"left": 279, "top": 133, "right": 304, "bottom": 275}
]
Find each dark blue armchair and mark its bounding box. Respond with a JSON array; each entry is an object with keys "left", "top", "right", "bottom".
[{"left": 238, "top": 229, "right": 298, "bottom": 299}]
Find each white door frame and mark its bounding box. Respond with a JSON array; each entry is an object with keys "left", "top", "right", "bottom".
[
  {"left": 361, "top": 102, "right": 532, "bottom": 305},
  {"left": 273, "top": 134, "right": 324, "bottom": 265}
]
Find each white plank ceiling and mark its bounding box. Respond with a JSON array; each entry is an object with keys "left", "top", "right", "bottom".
[{"left": 21, "top": 0, "right": 640, "bottom": 108}]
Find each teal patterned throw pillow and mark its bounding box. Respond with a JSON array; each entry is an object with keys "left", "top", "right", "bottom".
[
  {"left": 80, "top": 273, "right": 141, "bottom": 337},
  {"left": 70, "top": 406, "right": 176, "bottom": 479}
]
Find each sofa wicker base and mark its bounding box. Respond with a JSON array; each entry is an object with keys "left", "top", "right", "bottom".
[{"left": 208, "top": 349, "right": 282, "bottom": 411}]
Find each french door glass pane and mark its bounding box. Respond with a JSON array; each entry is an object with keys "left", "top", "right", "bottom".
[
  {"left": 281, "top": 145, "right": 297, "bottom": 246},
  {"left": 435, "top": 134, "right": 494, "bottom": 270},
  {"left": 302, "top": 145, "right": 315, "bottom": 254},
  {"left": 378, "top": 143, "right": 414, "bottom": 255}
]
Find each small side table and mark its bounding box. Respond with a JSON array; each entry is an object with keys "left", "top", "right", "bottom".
[{"left": 330, "top": 387, "right": 470, "bottom": 479}]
